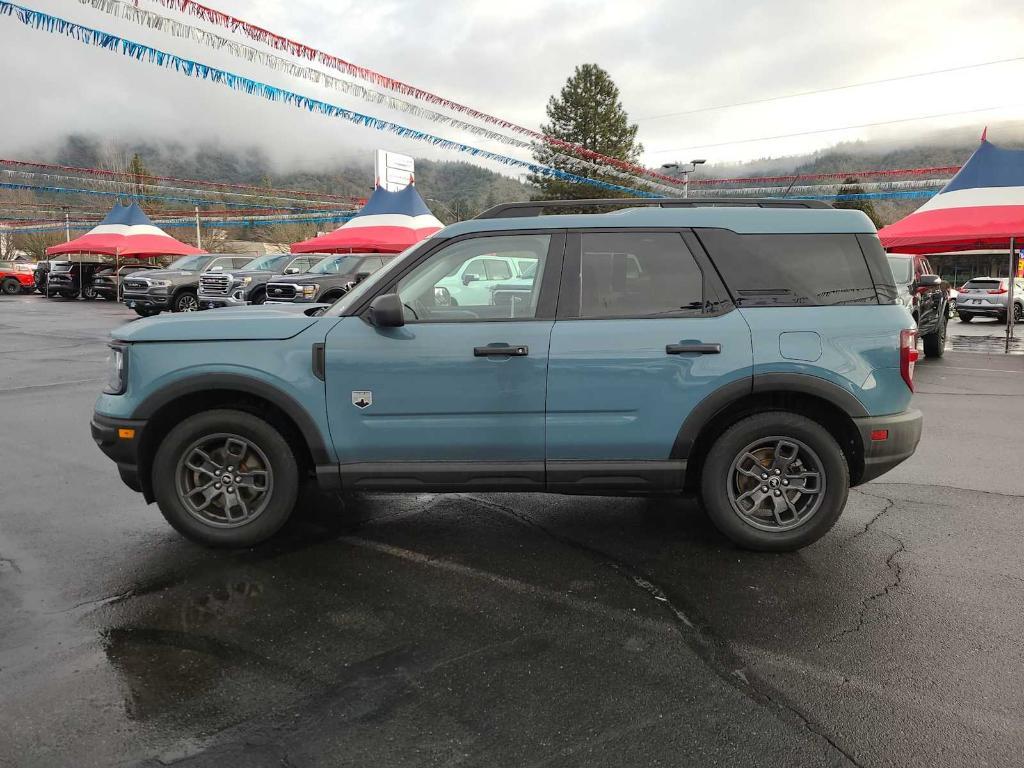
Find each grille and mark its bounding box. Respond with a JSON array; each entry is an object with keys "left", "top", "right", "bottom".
[
  {"left": 266, "top": 283, "right": 297, "bottom": 300},
  {"left": 123, "top": 279, "right": 149, "bottom": 291},
  {"left": 200, "top": 273, "right": 232, "bottom": 296}
]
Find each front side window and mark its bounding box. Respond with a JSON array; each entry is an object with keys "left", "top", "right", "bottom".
[
  {"left": 243, "top": 254, "right": 290, "bottom": 272},
  {"left": 577, "top": 232, "right": 704, "bottom": 318},
  {"left": 396, "top": 234, "right": 551, "bottom": 321},
  {"left": 309, "top": 255, "right": 362, "bottom": 275},
  {"left": 698, "top": 230, "right": 877, "bottom": 307}
]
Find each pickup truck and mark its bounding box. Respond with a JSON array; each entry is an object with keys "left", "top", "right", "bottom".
[
  {"left": 121, "top": 254, "right": 255, "bottom": 316},
  {"left": 198, "top": 253, "right": 319, "bottom": 309}
]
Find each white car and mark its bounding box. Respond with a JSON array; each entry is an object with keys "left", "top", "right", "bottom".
[{"left": 435, "top": 254, "right": 538, "bottom": 306}]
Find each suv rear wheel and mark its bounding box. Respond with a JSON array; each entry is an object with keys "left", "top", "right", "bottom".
[
  {"left": 959, "top": 313, "right": 973, "bottom": 323},
  {"left": 922, "top": 315, "right": 947, "bottom": 358},
  {"left": 2, "top": 278, "right": 20, "bottom": 295},
  {"left": 152, "top": 409, "right": 299, "bottom": 547},
  {"left": 700, "top": 412, "right": 849, "bottom": 552}
]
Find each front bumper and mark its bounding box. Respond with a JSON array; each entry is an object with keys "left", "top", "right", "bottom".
[
  {"left": 199, "top": 294, "right": 247, "bottom": 309},
  {"left": 91, "top": 413, "right": 150, "bottom": 498},
  {"left": 853, "top": 408, "right": 923, "bottom": 484},
  {"left": 122, "top": 291, "right": 169, "bottom": 310}
]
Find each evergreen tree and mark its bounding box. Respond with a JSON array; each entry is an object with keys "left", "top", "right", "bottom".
[
  {"left": 529, "top": 64, "right": 646, "bottom": 200},
  {"left": 833, "top": 177, "right": 882, "bottom": 227}
]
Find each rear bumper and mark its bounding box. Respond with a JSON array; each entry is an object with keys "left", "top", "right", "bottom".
[
  {"left": 91, "top": 413, "right": 149, "bottom": 497},
  {"left": 853, "top": 408, "right": 922, "bottom": 484}
]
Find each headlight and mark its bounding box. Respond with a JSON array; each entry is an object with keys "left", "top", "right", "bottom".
[
  {"left": 105, "top": 344, "right": 127, "bottom": 395},
  {"left": 241, "top": 276, "right": 253, "bottom": 285},
  {"left": 300, "top": 284, "right": 319, "bottom": 298},
  {"left": 151, "top": 279, "right": 172, "bottom": 288}
]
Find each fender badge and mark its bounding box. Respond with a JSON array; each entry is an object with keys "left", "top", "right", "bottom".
[{"left": 352, "top": 390, "right": 373, "bottom": 409}]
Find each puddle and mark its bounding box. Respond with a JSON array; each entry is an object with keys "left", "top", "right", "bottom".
[{"left": 947, "top": 334, "right": 1024, "bottom": 355}]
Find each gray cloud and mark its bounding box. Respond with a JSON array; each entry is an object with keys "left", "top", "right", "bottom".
[{"left": 2, "top": 0, "right": 1022, "bottom": 174}]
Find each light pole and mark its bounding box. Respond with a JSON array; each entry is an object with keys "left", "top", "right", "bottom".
[
  {"left": 194, "top": 206, "right": 202, "bottom": 250},
  {"left": 61, "top": 205, "right": 71, "bottom": 242},
  {"left": 660, "top": 159, "right": 706, "bottom": 198}
]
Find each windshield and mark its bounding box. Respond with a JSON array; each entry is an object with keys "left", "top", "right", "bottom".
[
  {"left": 241, "top": 254, "right": 290, "bottom": 272},
  {"left": 168, "top": 255, "right": 210, "bottom": 271},
  {"left": 886, "top": 256, "right": 914, "bottom": 285},
  {"left": 309, "top": 255, "right": 362, "bottom": 275},
  {"left": 330, "top": 246, "right": 417, "bottom": 313}
]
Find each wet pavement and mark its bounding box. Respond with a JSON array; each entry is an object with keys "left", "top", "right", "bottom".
[{"left": 1, "top": 296, "right": 1023, "bottom": 768}]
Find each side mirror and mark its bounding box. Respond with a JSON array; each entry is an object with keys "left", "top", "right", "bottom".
[
  {"left": 462, "top": 273, "right": 480, "bottom": 286},
  {"left": 285, "top": 267, "right": 300, "bottom": 274},
  {"left": 368, "top": 293, "right": 405, "bottom": 328},
  {"left": 915, "top": 274, "right": 942, "bottom": 289}
]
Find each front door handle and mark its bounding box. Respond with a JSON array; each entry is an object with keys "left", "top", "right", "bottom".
[
  {"left": 666, "top": 342, "right": 721, "bottom": 355},
  {"left": 474, "top": 344, "right": 529, "bottom": 357}
]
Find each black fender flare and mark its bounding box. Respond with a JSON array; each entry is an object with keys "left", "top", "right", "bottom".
[
  {"left": 670, "top": 373, "right": 868, "bottom": 459},
  {"left": 133, "top": 373, "right": 332, "bottom": 464}
]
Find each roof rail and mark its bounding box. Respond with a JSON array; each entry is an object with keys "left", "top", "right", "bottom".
[{"left": 474, "top": 197, "right": 833, "bottom": 219}]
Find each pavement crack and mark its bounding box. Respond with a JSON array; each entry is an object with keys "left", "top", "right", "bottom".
[
  {"left": 462, "top": 494, "right": 860, "bottom": 765},
  {"left": 823, "top": 531, "right": 906, "bottom": 646},
  {"left": 849, "top": 489, "right": 896, "bottom": 541},
  {"left": 43, "top": 588, "right": 136, "bottom": 615}
]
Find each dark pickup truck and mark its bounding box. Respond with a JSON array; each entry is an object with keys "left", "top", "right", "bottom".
[
  {"left": 121, "top": 254, "right": 255, "bottom": 316},
  {"left": 198, "top": 253, "right": 319, "bottom": 309},
  {"left": 265, "top": 253, "right": 394, "bottom": 304}
]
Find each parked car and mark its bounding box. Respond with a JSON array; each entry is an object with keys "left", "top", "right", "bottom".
[
  {"left": 0, "top": 261, "right": 36, "bottom": 295},
  {"left": 45, "top": 260, "right": 111, "bottom": 299},
  {"left": 956, "top": 276, "right": 1024, "bottom": 323},
  {"left": 92, "top": 263, "right": 161, "bottom": 301},
  {"left": 121, "top": 254, "right": 255, "bottom": 316},
  {"left": 432, "top": 253, "right": 539, "bottom": 307},
  {"left": 886, "top": 253, "right": 949, "bottom": 357},
  {"left": 264, "top": 253, "right": 394, "bottom": 304},
  {"left": 198, "top": 253, "right": 320, "bottom": 309},
  {"left": 92, "top": 197, "right": 921, "bottom": 552}
]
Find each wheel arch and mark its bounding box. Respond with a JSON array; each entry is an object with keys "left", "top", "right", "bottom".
[
  {"left": 133, "top": 375, "right": 332, "bottom": 502},
  {"left": 675, "top": 374, "right": 867, "bottom": 492}
]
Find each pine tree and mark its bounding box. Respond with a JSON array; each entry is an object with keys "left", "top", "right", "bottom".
[
  {"left": 529, "top": 64, "right": 646, "bottom": 200},
  {"left": 834, "top": 177, "right": 882, "bottom": 227}
]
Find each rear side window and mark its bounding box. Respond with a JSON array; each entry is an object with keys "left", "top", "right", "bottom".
[
  {"left": 578, "top": 232, "right": 704, "bottom": 317},
  {"left": 697, "top": 230, "right": 879, "bottom": 307}
]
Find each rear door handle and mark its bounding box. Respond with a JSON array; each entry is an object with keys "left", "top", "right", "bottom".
[
  {"left": 666, "top": 342, "right": 721, "bottom": 355},
  {"left": 474, "top": 344, "right": 529, "bottom": 357}
]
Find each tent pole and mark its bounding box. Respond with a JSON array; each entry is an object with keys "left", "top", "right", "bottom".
[
  {"left": 116, "top": 249, "right": 121, "bottom": 303},
  {"left": 1007, "top": 237, "right": 1016, "bottom": 353}
]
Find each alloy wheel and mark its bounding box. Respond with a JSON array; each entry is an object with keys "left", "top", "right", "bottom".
[
  {"left": 175, "top": 432, "right": 274, "bottom": 528},
  {"left": 727, "top": 436, "right": 826, "bottom": 532},
  {"left": 177, "top": 294, "right": 199, "bottom": 312}
]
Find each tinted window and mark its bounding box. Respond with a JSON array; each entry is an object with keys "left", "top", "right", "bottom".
[
  {"left": 577, "top": 232, "right": 703, "bottom": 318},
  {"left": 168, "top": 255, "right": 210, "bottom": 271},
  {"left": 698, "top": 231, "right": 878, "bottom": 307},
  {"left": 886, "top": 256, "right": 914, "bottom": 285},
  {"left": 964, "top": 279, "right": 1002, "bottom": 289},
  {"left": 482, "top": 259, "right": 513, "bottom": 280}
]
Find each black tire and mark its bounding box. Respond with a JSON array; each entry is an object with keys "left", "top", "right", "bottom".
[
  {"left": 249, "top": 288, "right": 266, "bottom": 305},
  {"left": 922, "top": 315, "right": 947, "bottom": 358},
  {"left": 82, "top": 285, "right": 98, "bottom": 300},
  {"left": 1, "top": 278, "right": 20, "bottom": 295},
  {"left": 172, "top": 290, "right": 199, "bottom": 312},
  {"left": 134, "top": 307, "right": 160, "bottom": 317},
  {"left": 959, "top": 313, "right": 973, "bottom": 323},
  {"left": 1015, "top": 303, "right": 1024, "bottom": 323},
  {"left": 152, "top": 409, "right": 299, "bottom": 547},
  {"left": 700, "top": 412, "right": 850, "bottom": 552},
  {"left": 319, "top": 291, "right": 343, "bottom": 304}
]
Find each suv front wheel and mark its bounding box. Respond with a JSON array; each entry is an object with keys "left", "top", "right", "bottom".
[
  {"left": 700, "top": 412, "right": 850, "bottom": 552},
  {"left": 173, "top": 290, "right": 199, "bottom": 312},
  {"left": 152, "top": 409, "right": 299, "bottom": 547}
]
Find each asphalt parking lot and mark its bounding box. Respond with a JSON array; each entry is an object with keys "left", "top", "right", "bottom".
[{"left": 1, "top": 295, "right": 1023, "bottom": 768}]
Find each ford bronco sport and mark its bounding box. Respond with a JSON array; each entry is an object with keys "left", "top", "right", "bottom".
[{"left": 92, "top": 198, "right": 922, "bottom": 552}]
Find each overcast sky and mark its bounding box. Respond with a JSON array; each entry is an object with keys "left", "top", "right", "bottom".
[{"left": 2, "top": 0, "right": 1022, "bottom": 180}]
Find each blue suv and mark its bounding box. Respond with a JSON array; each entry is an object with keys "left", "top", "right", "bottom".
[{"left": 91, "top": 198, "right": 922, "bottom": 552}]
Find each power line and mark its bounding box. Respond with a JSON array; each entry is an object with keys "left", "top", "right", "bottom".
[
  {"left": 649, "top": 104, "right": 1017, "bottom": 155},
  {"left": 637, "top": 56, "right": 1024, "bottom": 122}
]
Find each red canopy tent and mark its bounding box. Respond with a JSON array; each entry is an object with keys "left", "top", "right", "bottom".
[
  {"left": 878, "top": 132, "right": 1024, "bottom": 255},
  {"left": 46, "top": 202, "right": 204, "bottom": 258},
  {"left": 291, "top": 183, "right": 442, "bottom": 254},
  {"left": 878, "top": 132, "right": 1024, "bottom": 348}
]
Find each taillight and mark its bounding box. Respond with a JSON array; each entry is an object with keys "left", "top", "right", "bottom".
[
  {"left": 900, "top": 329, "right": 918, "bottom": 391},
  {"left": 988, "top": 287, "right": 1008, "bottom": 294}
]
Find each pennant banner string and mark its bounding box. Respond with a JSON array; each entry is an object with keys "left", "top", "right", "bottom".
[
  {"left": 77, "top": 0, "right": 681, "bottom": 195},
  {"left": 0, "top": 2, "right": 661, "bottom": 198},
  {"left": 149, "top": 0, "right": 687, "bottom": 187}
]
